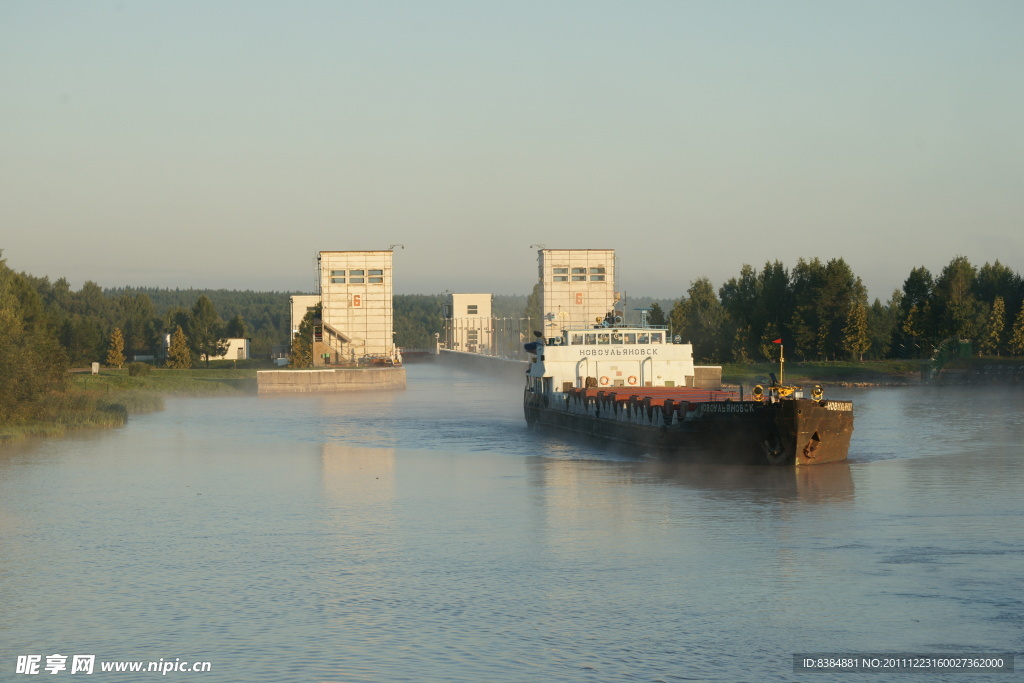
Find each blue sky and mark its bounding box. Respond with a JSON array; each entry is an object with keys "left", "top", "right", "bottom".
[{"left": 3, "top": 1, "right": 1022, "bottom": 300}]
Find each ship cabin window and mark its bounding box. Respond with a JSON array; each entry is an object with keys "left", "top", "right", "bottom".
[
  {"left": 651, "top": 333, "right": 663, "bottom": 343},
  {"left": 349, "top": 269, "right": 365, "bottom": 284},
  {"left": 572, "top": 275, "right": 586, "bottom": 281},
  {"left": 369, "top": 269, "right": 383, "bottom": 275},
  {"left": 553, "top": 268, "right": 568, "bottom": 274},
  {"left": 584, "top": 333, "right": 597, "bottom": 345},
  {"left": 349, "top": 277, "right": 365, "bottom": 283},
  {"left": 350, "top": 270, "right": 364, "bottom": 276},
  {"left": 597, "top": 333, "right": 610, "bottom": 345},
  {"left": 554, "top": 276, "right": 568, "bottom": 282},
  {"left": 368, "top": 269, "right": 384, "bottom": 284},
  {"left": 637, "top": 333, "right": 649, "bottom": 344},
  {"left": 369, "top": 277, "right": 384, "bottom": 283},
  {"left": 590, "top": 275, "right": 605, "bottom": 281},
  {"left": 467, "top": 305, "right": 478, "bottom": 315},
  {"left": 611, "top": 332, "right": 624, "bottom": 344},
  {"left": 624, "top": 333, "right": 637, "bottom": 344},
  {"left": 571, "top": 334, "right": 584, "bottom": 345},
  {"left": 589, "top": 267, "right": 606, "bottom": 274},
  {"left": 331, "top": 277, "right": 345, "bottom": 284},
  {"left": 330, "top": 270, "right": 345, "bottom": 276},
  {"left": 571, "top": 267, "right": 586, "bottom": 274}
]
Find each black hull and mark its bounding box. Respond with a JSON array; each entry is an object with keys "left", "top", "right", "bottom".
[{"left": 524, "top": 392, "right": 853, "bottom": 466}]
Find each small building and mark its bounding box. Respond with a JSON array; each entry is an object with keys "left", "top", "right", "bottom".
[
  {"left": 200, "top": 338, "right": 251, "bottom": 362},
  {"left": 444, "top": 293, "right": 493, "bottom": 354},
  {"left": 289, "top": 294, "right": 322, "bottom": 338}
]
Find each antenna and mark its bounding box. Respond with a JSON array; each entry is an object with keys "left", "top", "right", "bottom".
[{"left": 389, "top": 244, "right": 405, "bottom": 251}]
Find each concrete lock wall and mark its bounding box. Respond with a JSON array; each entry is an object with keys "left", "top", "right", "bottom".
[
  {"left": 435, "top": 350, "right": 528, "bottom": 381},
  {"left": 257, "top": 367, "right": 407, "bottom": 394}
]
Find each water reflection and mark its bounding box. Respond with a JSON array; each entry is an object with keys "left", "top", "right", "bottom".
[
  {"left": 632, "top": 459, "right": 855, "bottom": 503},
  {"left": 2, "top": 374, "right": 1022, "bottom": 681}
]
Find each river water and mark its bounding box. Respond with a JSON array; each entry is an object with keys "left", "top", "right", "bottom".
[{"left": 1, "top": 364, "right": 1021, "bottom": 682}]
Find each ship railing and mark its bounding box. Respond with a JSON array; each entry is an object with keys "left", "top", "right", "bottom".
[
  {"left": 564, "top": 387, "right": 741, "bottom": 428},
  {"left": 558, "top": 324, "right": 670, "bottom": 331}
]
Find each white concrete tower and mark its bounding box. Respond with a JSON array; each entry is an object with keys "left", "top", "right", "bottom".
[
  {"left": 537, "top": 249, "right": 617, "bottom": 334},
  {"left": 317, "top": 250, "right": 397, "bottom": 364}
]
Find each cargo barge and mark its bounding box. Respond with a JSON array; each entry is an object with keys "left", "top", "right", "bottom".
[{"left": 523, "top": 319, "right": 853, "bottom": 465}]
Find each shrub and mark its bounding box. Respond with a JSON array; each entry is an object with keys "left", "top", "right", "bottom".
[{"left": 128, "top": 362, "right": 152, "bottom": 377}]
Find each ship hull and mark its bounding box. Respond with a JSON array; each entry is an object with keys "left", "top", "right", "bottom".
[{"left": 524, "top": 392, "right": 852, "bottom": 466}]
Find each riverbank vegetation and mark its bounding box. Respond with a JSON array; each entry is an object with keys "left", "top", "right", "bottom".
[
  {"left": 721, "top": 360, "right": 926, "bottom": 387},
  {"left": 643, "top": 256, "right": 1024, "bottom": 366},
  {"left": 4, "top": 250, "right": 1024, "bottom": 439},
  {"left": 1, "top": 252, "right": 267, "bottom": 440},
  {"left": 1, "top": 368, "right": 258, "bottom": 441}
]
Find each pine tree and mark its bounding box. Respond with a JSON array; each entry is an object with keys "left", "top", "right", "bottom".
[
  {"left": 677, "top": 278, "right": 726, "bottom": 362},
  {"left": 1008, "top": 302, "right": 1024, "bottom": 357},
  {"left": 900, "top": 303, "right": 925, "bottom": 358},
  {"left": 0, "top": 251, "right": 69, "bottom": 423},
  {"left": 979, "top": 296, "right": 1006, "bottom": 357},
  {"left": 731, "top": 325, "right": 752, "bottom": 363},
  {"left": 843, "top": 304, "right": 870, "bottom": 361},
  {"left": 165, "top": 325, "right": 192, "bottom": 369},
  {"left": 187, "top": 295, "right": 227, "bottom": 366},
  {"left": 226, "top": 313, "right": 249, "bottom": 339},
  {"left": 106, "top": 327, "right": 126, "bottom": 368},
  {"left": 647, "top": 302, "right": 667, "bottom": 327},
  {"left": 521, "top": 283, "right": 542, "bottom": 337},
  {"left": 289, "top": 310, "right": 315, "bottom": 368},
  {"left": 758, "top": 323, "right": 781, "bottom": 362}
]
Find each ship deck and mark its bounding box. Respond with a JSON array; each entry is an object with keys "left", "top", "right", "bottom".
[{"left": 566, "top": 386, "right": 742, "bottom": 407}]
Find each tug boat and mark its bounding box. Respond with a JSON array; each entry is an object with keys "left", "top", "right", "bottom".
[{"left": 523, "top": 317, "right": 853, "bottom": 466}]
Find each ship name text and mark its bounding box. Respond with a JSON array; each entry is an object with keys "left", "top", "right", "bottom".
[
  {"left": 700, "top": 403, "right": 757, "bottom": 414},
  {"left": 825, "top": 401, "right": 853, "bottom": 412},
  {"left": 578, "top": 348, "right": 659, "bottom": 357}
]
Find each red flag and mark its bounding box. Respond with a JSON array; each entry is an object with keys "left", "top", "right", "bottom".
[{"left": 772, "top": 338, "right": 782, "bottom": 344}]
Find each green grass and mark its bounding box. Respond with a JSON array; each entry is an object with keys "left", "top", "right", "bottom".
[
  {"left": 721, "top": 360, "right": 927, "bottom": 386},
  {"left": 1, "top": 368, "right": 258, "bottom": 442},
  {"left": 70, "top": 367, "right": 258, "bottom": 396}
]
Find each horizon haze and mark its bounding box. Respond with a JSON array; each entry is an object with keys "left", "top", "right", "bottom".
[{"left": 3, "top": 2, "right": 1022, "bottom": 300}]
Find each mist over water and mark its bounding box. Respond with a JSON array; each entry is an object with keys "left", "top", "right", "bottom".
[{"left": 2, "top": 365, "right": 1021, "bottom": 681}]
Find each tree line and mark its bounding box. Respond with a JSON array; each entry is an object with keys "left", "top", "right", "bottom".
[
  {"left": 5, "top": 249, "right": 1022, "bottom": 399},
  {"left": 649, "top": 256, "right": 1024, "bottom": 363},
  {"left": 8, "top": 277, "right": 291, "bottom": 368},
  {"left": 1, "top": 253, "right": 69, "bottom": 423}
]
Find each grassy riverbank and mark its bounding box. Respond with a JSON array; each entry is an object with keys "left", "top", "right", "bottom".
[
  {"left": 0, "top": 368, "right": 258, "bottom": 442},
  {"left": 0, "top": 359, "right": 939, "bottom": 442},
  {"left": 722, "top": 360, "right": 927, "bottom": 387}
]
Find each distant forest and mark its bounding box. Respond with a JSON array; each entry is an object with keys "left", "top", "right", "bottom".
[
  {"left": 658, "top": 256, "right": 1024, "bottom": 364},
  {"left": 4, "top": 252, "right": 1024, "bottom": 373}
]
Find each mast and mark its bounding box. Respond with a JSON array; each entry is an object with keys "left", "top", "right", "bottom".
[{"left": 779, "top": 342, "right": 784, "bottom": 385}]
